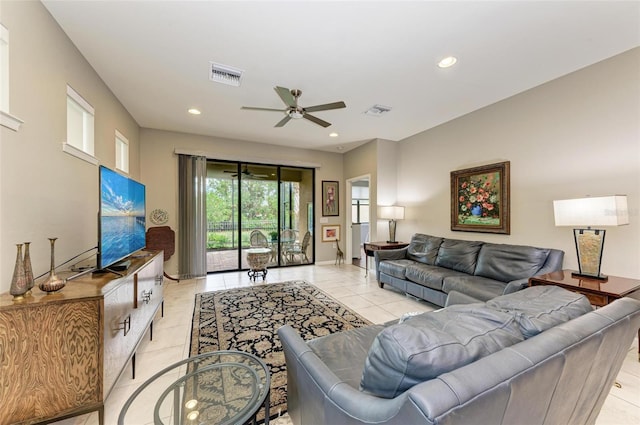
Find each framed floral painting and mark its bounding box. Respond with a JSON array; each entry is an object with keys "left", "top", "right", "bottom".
[{"left": 451, "top": 161, "right": 510, "bottom": 234}]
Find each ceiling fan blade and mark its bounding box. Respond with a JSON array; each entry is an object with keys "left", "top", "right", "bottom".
[
  {"left": 304, "top": 101, "right": 346, "bottom": 113},
  {"left": 275, "top": 115, "right": 292, "bottom": 127},
  {"left": 241, "top": 106, "right": 286, "bottom": 112},
  {"left": 303, "top": 114, "right": 331, "bottom": 128},
  {"left": 275, "top": 86, "right": 296, "bottom": 107}
]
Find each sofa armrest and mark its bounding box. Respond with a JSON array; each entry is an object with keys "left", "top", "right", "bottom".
[
  {"left": 374, "top": 248, "right": 408, "bottom": 279},
  {"left": 503, "top": 249, "right": 565, "bottom": 295},
  {"left": 445, "top": 290, "right": 482, "bottom": 306},
  {"left": 278, "top": 325, "right": 422, "bottom": 424},
  {"left": 503, "top": 278, "right": 529, "bottom": 294},
  {"left": 540, "top": 249, "right": 564, "bottom": 273},
  {"left": 374, "top": 247, "right": 409, "bottom": 263}
]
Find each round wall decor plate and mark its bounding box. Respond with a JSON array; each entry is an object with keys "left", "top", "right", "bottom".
[{"left": 150, "top": 209, "right": 169, "bottom": 225}]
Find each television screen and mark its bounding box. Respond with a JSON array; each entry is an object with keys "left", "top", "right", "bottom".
[{"left": 98, "top": 166, "right": 146, "bottom": 269}]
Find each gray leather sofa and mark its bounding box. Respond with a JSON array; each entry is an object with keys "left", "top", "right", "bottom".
[
  {"left": 375, "top": 233, "right": 564, "bottom": 306},
  {"left": 278, "top": 286, "right": 640, "bottom": 425}
]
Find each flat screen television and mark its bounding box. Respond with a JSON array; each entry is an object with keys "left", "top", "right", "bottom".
[{"left": 98, "top": 165, "right": 146, "bottom": 270}]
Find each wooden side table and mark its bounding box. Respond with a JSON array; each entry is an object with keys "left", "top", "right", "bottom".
[
  {"left": 363, "top": 241, "right": 409, "bottom": 277},
  {"left": 529, "top": 270, "right": 640, "bottom": 361}
]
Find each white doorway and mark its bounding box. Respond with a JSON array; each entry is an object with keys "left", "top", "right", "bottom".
[{"left": 345, "top": 175, "right": 370, "bottom": 268}]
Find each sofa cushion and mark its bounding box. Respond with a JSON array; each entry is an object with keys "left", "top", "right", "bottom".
[
  {"left": 378, "top": 259, "right": 416, "bottom": 280},
  {"left": 442, "top": 275, "right": 507, "bottom": 301},
  {"left": 475, "top": 243, "right": 550, "bottom": 282},
  {"left": 405, "top": 264, "right": 468, "bottom": 291},
  {"left": 406, "top": 234, "right": 444, "bottom": 265},
  {"left": 435, "top": 239, "right": 483, "bottom": 274},
  {"left": 309, "top": 324, "right": 388, "bottom": 388},
  {"left": 486, "top": 285, "right": 593, "bottom": 338},
  {"left": 359, "top": 304, "right": 524, "bottom": 398}
]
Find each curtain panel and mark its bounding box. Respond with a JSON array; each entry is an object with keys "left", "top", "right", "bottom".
[{"left": 178, "top": 154, "right": 207, "bottom": 278}]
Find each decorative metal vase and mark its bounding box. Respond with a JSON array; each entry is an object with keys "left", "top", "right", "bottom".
[
  {"left": 10, "top": 244, "right": 29, "bottom": 300},
  {"left": 23, "top": 241, "right": 34, "bottom": 295},
  {"left": 39, "top": 238, "right": 66, "bottom": 293}
]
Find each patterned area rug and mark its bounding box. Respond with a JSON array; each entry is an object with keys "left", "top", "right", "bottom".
[{"left": 190, "top": 280, "right": 372, "bottom": 422}]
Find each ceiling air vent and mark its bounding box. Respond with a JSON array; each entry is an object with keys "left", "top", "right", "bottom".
[
  {"left": 364, "top": 104, "right": 392, "bottom": 116},
  {"left": 209, "top": 62, "right": 244, "bottom": 87}
]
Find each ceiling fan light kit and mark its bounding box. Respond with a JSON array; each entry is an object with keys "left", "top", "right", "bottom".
[
  {"left": 364, "top": 104, "right": 392, "bottom": 117},
  {"left": 242, "top": 86, "right": 346, "bottom": 128}
]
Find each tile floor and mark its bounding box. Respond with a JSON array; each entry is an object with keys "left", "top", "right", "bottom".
[{"left": 55, "top": 263, "right": 639, "bottom": 425}]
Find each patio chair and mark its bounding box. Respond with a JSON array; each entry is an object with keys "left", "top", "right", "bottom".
[
  {"left": 280, "top": 229, "right": 297, "bottom": 263},
  {"left": 249, "top": 229, "right": 276, "bottom": 261},
  {"left": 284, "top": 231, "right": 311, "bottom": 264},
  {"left": 249, "top": 230, "right": 269, "bottom": 247}
]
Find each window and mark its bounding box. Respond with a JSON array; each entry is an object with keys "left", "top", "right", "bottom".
[
  {"left": 1, "top": 24, "right": 8, "bottom": 112},
  {"left": 64, "top": 85, "right": 97, "bottom": 164},
  {"left": 352, "top": 199, "right": 369, "bottom": 223},
  {"left": 115, "top": 130, "right": 129, "bottom": 173},
  {"left": 0, "top": 23, "right": 23, "bottom": 131}
]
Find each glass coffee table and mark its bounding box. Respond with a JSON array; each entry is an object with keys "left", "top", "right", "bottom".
[{"left": 118, "top": 351, "right": 270, "bottom": 425}]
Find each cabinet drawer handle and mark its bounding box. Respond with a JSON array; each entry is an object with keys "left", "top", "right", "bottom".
[
  {"left": 116, "top": 314, "right": 131, "bottom": 336},
  {"left": 142, "top": 289, "right": 153, "bottom": 304},
  {"left": 155, "top": 276, "right": 163, "bottom": 285}
]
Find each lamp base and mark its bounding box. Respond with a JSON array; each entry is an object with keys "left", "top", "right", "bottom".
[
  {"left": 388, "top": 220, "right": 397, "bottom": 244},
  {"left": 571, "top": 271, "right": 608, "bottom": 282},
  {"left": 573, "top": 228, "right": 606, "bottom": 282}
]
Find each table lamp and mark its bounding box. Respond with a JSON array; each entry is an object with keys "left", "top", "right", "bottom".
[
  {"left": 553, "top": 195, "right": 628, "bottom": 280},
  {"left": 379, "top": 206, "right": 405, "bottom": 243}
]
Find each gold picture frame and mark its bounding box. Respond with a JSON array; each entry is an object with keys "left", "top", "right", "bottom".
[
  {"left": 451, "top": 161, "right": 510, "bottom": 234},
  {"left": 321, "top": 225, "right": 341, "bottom": 242}
]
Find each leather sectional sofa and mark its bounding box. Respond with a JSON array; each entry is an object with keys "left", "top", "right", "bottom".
[
  {"left": 279, "top": 286, "right": 640, "bottom": 425},
  {"left": 375, "top": 233, "right": 564, "bottom": 307}
]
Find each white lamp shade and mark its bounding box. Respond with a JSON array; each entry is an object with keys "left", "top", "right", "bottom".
[
  {"left": 553, "top": 195, "right": 629, "bottom": 227},
  {"left": 379, "top": 206, "right": 405, "bottom": 220}
]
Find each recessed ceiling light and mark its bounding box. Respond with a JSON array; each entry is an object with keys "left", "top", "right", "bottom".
[
  {"left": 337, "top": 146, "right": 345, "bottom": 151},
  {"left": 188, "top": 108, "right": 201, "bottom": 115},
  {"left": 329, "top": 132, "right": 339, "bottom": 138},
  {"left": 438, "top": 56, "right": 457, "bottom": 68}
]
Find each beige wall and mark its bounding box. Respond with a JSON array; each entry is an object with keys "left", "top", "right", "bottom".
[
  {"left": 375, "top": 139, "right": 400, "bottom": 240},
  {"left": 139, "top": 128, "right": 344, "bottom": 273},
  {"left": 395, "top": 47, "right": 640, "bottom": 279},
  {"left": 0, "top": 2, "right": 140, "bottom": 293},
  {"left": 344, "top": 139, "right": 378, "bottom": 242}
]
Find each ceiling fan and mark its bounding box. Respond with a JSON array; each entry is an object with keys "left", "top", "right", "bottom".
[
  {"left": 223, "top": 164, "right": 269, "bottom": 179},
  {"left": 242, "top": 86, "right": 346, "bottom": 128}
]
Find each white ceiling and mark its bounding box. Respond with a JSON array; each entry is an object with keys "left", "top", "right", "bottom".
[{"left": 42, "top": 1, "right": 640, "bottom": 153}]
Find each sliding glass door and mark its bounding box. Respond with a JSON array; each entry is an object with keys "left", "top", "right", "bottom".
[
  {"left": 279, "top": 167, "right": 314, "bottom": 265},
  {"left": 239, "top": 164, "right": 278, "bottom": 269},
  {"left": 205, "top": 160, "right": 314, "bottom": 273}
]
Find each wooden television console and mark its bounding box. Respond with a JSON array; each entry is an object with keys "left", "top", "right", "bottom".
[{"left": 0, "top": 250, "right": 164, "bottom": 425}]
